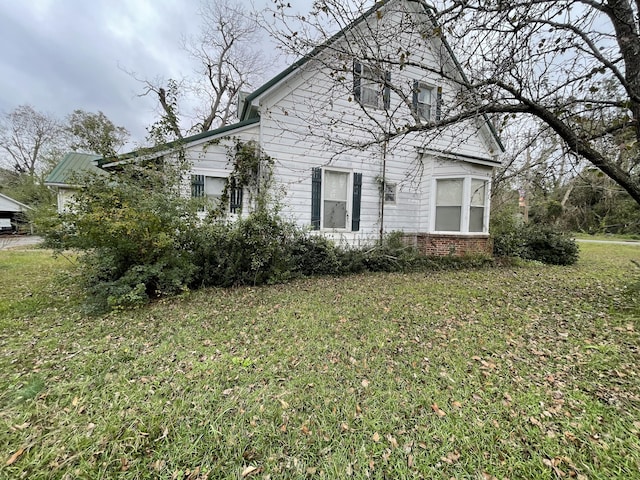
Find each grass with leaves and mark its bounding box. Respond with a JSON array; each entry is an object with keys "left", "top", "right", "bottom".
[{"left": 1, "top": 243, "right": 639, "bottom": 479}]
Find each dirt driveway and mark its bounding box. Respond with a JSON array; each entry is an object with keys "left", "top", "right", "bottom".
[{"left": 0, "top": 235, "right": 43, "bottom": 250}]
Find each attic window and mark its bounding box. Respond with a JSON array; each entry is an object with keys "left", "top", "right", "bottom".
[
  {"left": 413, "top": 82, "right": 442, "bottom": 121},
  {"left": 353, "top": 61, "right": 391, "bottom": 109}
]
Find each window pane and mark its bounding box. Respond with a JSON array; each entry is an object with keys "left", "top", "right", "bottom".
[
  {"left": 418, "top": 87, "right": 432, "bottom": 104},
  {"left": 469, "top": 206, "right": 485, "bottom": 232},
  {"left": 324, "top": 171, "right": 348, "bottom": 201},
  {"left": 470, "top": 179, "right": 487, "bottom": 207},
  {"left": 384, "top": 183, "right": 396, "bottom": 203},
  {"left": 361, "top": 87, "right": 379, "bottom": 106},
  {"left": 435, "top": 206, "right": 461, "bottom": 231},
  {"left": 361, "top": 65, "right": 381, "bottom": 107},
  {"left": 205, "top": 177, "right": 226, "bottom": 196},
  {"left": 436, "top": 179, "right": 463, "bottom": 206},
  {"left": 323, "top": 200, "right": 347, "bottom": 228}
]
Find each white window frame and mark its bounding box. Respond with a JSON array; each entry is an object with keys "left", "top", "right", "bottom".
[
  {"left": 416, "top": 82, "right": 435, "bottom": 121},
  {"left": 431, "top": 176, "right": 490, "bottom": 234},
  {"left": 321, "top": 168, "right": 353, "bottom": 231}
]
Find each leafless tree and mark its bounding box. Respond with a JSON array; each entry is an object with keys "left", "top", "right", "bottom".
[
  {"left": 0, "top": 105, "right": 68, "bottom": 176},
  {"left": 266, "top": 0, "right": 640, "bottom": 205},
  {"left": 134, "top": 0, "right": 269, "bottom": 142}
]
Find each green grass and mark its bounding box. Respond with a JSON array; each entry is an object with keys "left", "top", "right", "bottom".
[
  {"left": 1, "top": 244, "right": 639, "bottom": 479},
  {"left": 573, "top": 232, "right": 640, "bottom": 242}
]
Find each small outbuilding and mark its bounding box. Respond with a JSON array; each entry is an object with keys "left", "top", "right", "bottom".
[{"left": 0, "top": 193, "right": 32, "bottom": 233}]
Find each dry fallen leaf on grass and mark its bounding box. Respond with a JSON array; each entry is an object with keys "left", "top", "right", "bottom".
[
  {"left": 431, "top": 403, "right": 447, "bottom": 417},
  {"left": 5, "top": 447, "right": 25, "bottom": 466},
  {"left": 441, "top": 450, "right": 461, "bottom": 464},
  {"left": 241, "top": 465, "right": 260, "bottom": 477}
]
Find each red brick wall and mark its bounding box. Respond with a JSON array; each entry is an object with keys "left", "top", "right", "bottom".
[{"left": 402, "top": 233, "right": 492, "bottom": 257}]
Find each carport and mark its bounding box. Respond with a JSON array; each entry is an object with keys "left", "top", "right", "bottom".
[{"left": 0, "top": 193, "right": 32, "bottom": 233}]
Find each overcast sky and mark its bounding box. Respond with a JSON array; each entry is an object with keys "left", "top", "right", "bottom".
[{"left": 0, "top": 0, "right": 313, "bottom": 149}]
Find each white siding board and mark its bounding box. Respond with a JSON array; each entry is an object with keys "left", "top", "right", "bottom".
[{"left": 211, "top": 0, "right": 501, "bottom": 245}]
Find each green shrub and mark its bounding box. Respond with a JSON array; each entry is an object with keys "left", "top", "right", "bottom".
[
  {"left": 290, "top": 234, "right": 343, "bottom": 277},
  {"left": 492, "top": 216, "right": 579, "bottom": 266},
  {"left": 189, "top": 212, "right": 299, "bottom": 287},
  {"left": 519, "top": 224, "right": 579, "bottom": 265},
  {"left": 41, "top": 163, "right": 200, "bottom": 312},
  {"left": 490, "top": 208, "right": 526, "bottom": 258}
]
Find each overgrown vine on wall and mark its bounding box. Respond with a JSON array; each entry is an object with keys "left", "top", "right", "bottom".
[{"left": 210, "top": 139, "right": 274, "bottom": 218}]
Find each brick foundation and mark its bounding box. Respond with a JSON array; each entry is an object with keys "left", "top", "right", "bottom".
[{"left": 402, "top": 233, "right": 492, "bottom": 257}]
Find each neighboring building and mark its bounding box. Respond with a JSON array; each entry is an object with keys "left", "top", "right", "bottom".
[
  {"left": 0, "top": 193, "right": 32, "bottom": 233},
  {"left": 45, "top": 152, "right": 103, "bottom": 212},
  {"left": 47, "top": 0, "right": 504, "bottom": 256}
]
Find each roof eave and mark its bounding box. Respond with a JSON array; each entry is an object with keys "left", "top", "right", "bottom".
[{"left": 101, "top": 117, "right": 261, "bottom": 168}]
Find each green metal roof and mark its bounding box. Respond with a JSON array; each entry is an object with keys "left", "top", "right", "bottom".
[
  {"left": 100, "top": 117, "right": 261, "bottom": 166},
  {"left": 45, "top": 152, "right": 103, "bottom": 186}
]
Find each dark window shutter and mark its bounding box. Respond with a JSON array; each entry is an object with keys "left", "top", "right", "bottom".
[
  {"left": 229, "top": 178, "right": 243, "bottom": 214},
  {"left": 351, "top": 172, "right": 362, "bottom": 232},
  {"left": 311, "top": 167, "right": 322, "bottom": 230},
  {"left": 435, "top": 86, "right": 442, "bottom": 121},
  {"left": 412, "top": 80, "right": 419, "bottom": 115},
  {"left": 191, "top": 174, "right": 204, "bottom": 198},
  {"left": 353, "top": 60, "right": 362, "bottom": 102},
  {"left": 383, "top": 71, "right": 391, "bottom": 109}
]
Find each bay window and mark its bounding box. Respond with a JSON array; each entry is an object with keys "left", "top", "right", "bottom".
[{"left": 434, "top": 177, "right": 489, "bottom": 233}]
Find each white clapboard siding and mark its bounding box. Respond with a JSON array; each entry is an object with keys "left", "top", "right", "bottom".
[{"left": 171, "top": 0, "right": 501, "bottom": 246}]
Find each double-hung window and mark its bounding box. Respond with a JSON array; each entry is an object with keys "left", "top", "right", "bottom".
[
  {"left": 435, "top": 179, "right": 464, "bottom": 231},
  {"left": 434, "top": 177, "right": 489, "bottom": 233},
  {"left": 323, "top": 170, "right": 349, "bottom": 229},
  {"left": 191, "top": 174, "right": 243, "bottom": 214},
  {"left": 311, "top": 167, "right": 362, "bottom": 231},
  {"left": 469, "top": 179, "right": 487, "bottom": 232},
  {"left": 353, "top": 61, "right": 391, "bottom": 109},
  {"left": 413, "top": 81, "right": 442, "bottom": 122}
]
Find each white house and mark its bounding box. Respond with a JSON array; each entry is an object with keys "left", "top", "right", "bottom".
[{"left": 49, "top": 0, "right": 503, "bottom": 256}]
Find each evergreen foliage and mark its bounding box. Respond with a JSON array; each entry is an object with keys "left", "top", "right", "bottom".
[{"left": 491, "top": 210, "right": 579, "bottom": 265}]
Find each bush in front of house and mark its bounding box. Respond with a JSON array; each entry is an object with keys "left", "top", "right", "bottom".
[
  {"left": 39, "top": 162, "right": 496, "bottom": 312},
  {"left": 188, "top": 211, "right": 300, "bottom": 287},
  {"left": 41, "top": 163, "right": 200, "bottom": 312}
]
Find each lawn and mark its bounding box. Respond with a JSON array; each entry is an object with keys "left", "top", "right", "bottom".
[{"left": 1, "top": 244, "right": 639, "bottom": 479}]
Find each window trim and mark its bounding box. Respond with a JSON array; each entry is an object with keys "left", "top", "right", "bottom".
[
  {"left": 320, "top": 167, "right": 353, "bottom": 231},
  {"left": 354, "top": 60, "right": 391, "bottom": 110},
  {"left": 431, "top": 176, "right": 490, "bottom": 234},
  {"left": 415, "top": 82, "right": 435, "bottom": 121}
]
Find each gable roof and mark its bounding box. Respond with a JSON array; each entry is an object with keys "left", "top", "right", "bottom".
[
  {"left": 45, "top": 152, "right": 103, "bottom": 186},
  {"left": 0, "top": 193, "right": 32, "bottom": 212},
  {"left": 239, "top": 0, "right": 504, "bottom": 153},
  {"left": 99, "top": 116, "right": 261, "bottom": 168}
]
